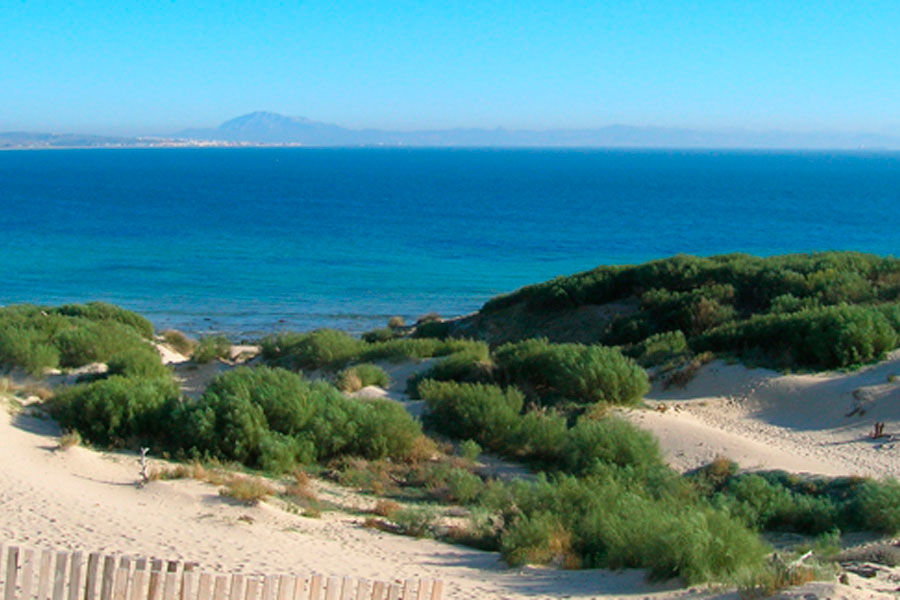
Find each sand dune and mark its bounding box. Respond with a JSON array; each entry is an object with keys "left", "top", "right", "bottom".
[{"left": 3, "top": 350, "right": 900, "bottom": 598}]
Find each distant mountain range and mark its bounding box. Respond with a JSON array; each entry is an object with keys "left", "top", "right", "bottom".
[{"left": 4, "top": 111, "right": 900, "bottom": 149}]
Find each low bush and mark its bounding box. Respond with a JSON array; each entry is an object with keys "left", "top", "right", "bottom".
[
  {"left": 626, "top": 330, "right": 689, "bottom": 367},
  {"left": 700, "top": 469, "right": 900, "bottom": 536},
  {"left": 50, "top": 375, "right": 180, "bottom": 447},
  {"left": 421, "top": 380, "right": 523, "bottom": 451},
  {"left": 0, "top": 303, "right": 155, "bottom": 374},
  {"left": 193, "top": 334, "right": 231, "bottom": 364},
  {"left": 336, "top": 363, "right": 390, "bottom": 392},
  {"left": 53, "top": 302, "right": 155, "bottom": 339},
  {"left": 407, "top": 345, "right": 493, "bottom": 396},
  {"left": 161, "top": 329, "right": 197, "bottom": 356},
  {"left": 696, "top": 304, "right": 900, "bottom": 369},
  {"left": 261, "top": 329, "right": 362, "bottom": 370},
  {"left": 495, "top": 339, "right": 649, "bottom": 405},
  {"left": 361, "top": 328, "right": 399, "bottom": 343},
  {"left": 392, "top": 507, "right": 437, "bottom": 538},
  {"left": 219, "top": 476, "right": 275, "bottom": 505},
  {"left": 178, "top": 367, "right": 423, "bottom": 469},
  {"left": 488, "top": 473, "right": 767, "bottom": 582},
  {"left": 106, "top": 346, "right": 170, "bottom": 379}
]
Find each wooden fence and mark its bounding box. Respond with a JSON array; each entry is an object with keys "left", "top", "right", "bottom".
[{"left": 0, "top": 544, "right": 443, "bottom": 600}]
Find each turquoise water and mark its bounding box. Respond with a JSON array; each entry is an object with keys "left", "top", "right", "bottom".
[{"left": 1, "top": 148, "right": 898, "bottom": 337}]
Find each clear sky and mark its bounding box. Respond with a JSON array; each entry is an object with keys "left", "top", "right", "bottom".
[{"left": 2, "top": 0, "right": 899, "bottom": 135}]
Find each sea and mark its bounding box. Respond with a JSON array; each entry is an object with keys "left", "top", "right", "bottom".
[{"left": 1, "top": 148, "right": 898, "bottom": 338}]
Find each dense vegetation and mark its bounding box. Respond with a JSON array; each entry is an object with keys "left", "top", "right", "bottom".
[
  {"left": 19, "top": 287, "right": 900, "bottom": 586},
  {"left": 260, "top": 329, "right": 483, "bottom": 370},
  {"left": 0, "top": 302, "right": 155, "bottom": 375},
  {"left": 480, "top": 252, "right": 900, "bottom": 369},
  {"left": 50, "top": 366, "right": 424, "bottom": 472}
]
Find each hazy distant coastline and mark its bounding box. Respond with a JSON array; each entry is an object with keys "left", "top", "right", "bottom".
[{"left": 5, "top": 111, "right": 900, "bottom": 150}]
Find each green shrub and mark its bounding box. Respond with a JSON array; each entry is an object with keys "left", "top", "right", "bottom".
[
  {"left": 107, "top": 346, "right": 170, "bottom": 379},
  {"left": 445, "top": 467, "right": 485, "bottom": 504},
  {"left": 495, "top": 339, "right": 649, "bottom": 405},
  {"left": 260, "top": 329, "right": 361, "bottom": 370},
  {"left": 50, "top": 375, "right": 180, "bottom": 447},
  {"left": 563, "top": 417, "right": 665, "bottom": 474},
  {"left": 161, "top": 329, "right": 197, "bottom": 356},
  {"left": 53, "top": 302, "right": 154, "bottom": 339},
  {"left": 852, "top": 478, "right": 900, "bottom": 534},
  {"left": 420, "top": 380, "right": 523, "bottom": 451},
  {"left": 627, "top": 330, "right": 688, "bottom": 366},
  {"left": 392, "top": 507, "right": 437, "bottom": 538},
  {"left": 361, "top": 327, "right": 399, "bottom": 343},
  {"left": 53, "top": 320, "right": 147, "bottom": 368},
  {"left": 697, "top": 304, "right": 899, "bottom": 369},
  {"left": 407, "top": 345, "right": 493, "bottom": 396},
  {"left": 459, "top": 439, "right": 482, "bottom": 462},
  {"left": 336, "top": 363, "right": 390, "bottom": 392},
  {"left": 413, "top": 320, "right": 451, "bottom": 339},
  {"left": 193, "top": 334, "right": 231, "bottom": 364},
  {"left": 489, "top": 473, "right": 767, "bottom": 582},
  {"left": 181, "top": 366, "right": 422, "bottom": 467}
]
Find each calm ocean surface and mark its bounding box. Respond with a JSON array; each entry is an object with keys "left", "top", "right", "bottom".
[{"left": 1, "top": 148, "right": 898, "bottom": 337}]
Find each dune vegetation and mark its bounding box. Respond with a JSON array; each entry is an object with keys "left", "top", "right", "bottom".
[
  {"left": 4, "top": 251, "right": 900, "bottom": 589},
  {"left": 476, "top": 251, "right": 900, "bottom": 370}
]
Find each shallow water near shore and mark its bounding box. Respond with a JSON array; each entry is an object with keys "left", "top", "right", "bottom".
[{"left": 1, "top": 147, "right": 899, "bottom": 337}]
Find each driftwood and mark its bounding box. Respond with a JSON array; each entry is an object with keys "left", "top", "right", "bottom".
[{"left": 138, "top": 448, "right": 150, "bottom": 487}]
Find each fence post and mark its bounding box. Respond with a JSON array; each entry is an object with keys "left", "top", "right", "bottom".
[
  {"left": 4, "top": 546, "right": 19, "bottom": 600},
  {"left": 51, "top": 551, "right": 69, "bottom": 600},
  {"left": 67, "top": 553, "right": 84, "bottom": 600}
]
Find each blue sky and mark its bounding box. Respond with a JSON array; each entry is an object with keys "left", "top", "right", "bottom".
[{"left": 2, "top": 1, "right": 899, "bottom": 135}]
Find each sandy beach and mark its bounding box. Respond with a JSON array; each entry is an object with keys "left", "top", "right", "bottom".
[{"left": 2, "top": 350, "right": 899, "bottom": 599}]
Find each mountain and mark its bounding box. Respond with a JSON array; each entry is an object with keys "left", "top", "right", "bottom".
[
  {"left": 175, "top": 112, "right": 900, "bottom": 149},
  {"left": 5, "top": 113, "right": 900, "bottom": 149},
  {"left": 177, "top": 111, "right": 358, "bottom": 144}
]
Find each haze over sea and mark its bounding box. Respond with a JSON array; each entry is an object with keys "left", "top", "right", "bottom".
[{"left": 1, "top": 148, "right": 898, "bottom": 338}]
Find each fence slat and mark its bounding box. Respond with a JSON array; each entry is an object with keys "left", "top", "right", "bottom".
[
  {"left": 147, "top": 562, "right": 164, "bottom": 600},
  {"left": 413, "top": 581, "right": 426, "bottom": 600},
  {"left": 325, "top": 578, "right": 340, "bottom": 600},
  {"left": 228, "top": 574, "right": 244, "bottom": 600},
  {"left": 129, "top": 562, "right": 146, "bottom": 600},
  {"left": 384, "top": 584, "right": 398, "bottom": 600},
  {"left": 243, "top": 579, "right": 260, "bottom": 600},
  {"left": 112, "top": 567, "right": 129, "bottom": 600},
  {"left": 195, "top": 574, "right": 212, "bottom": 600},
  {"left": 212, "top": 575, "right": 228, "bottom": 600},
  {"left": 52, "top": 552, "right": 69, "bottom": 600},
  {"left": 368, "top": 582, "right": 384, "bottom": 600},
  {"left": 67, "top": 553, "right": 84, "bottom": 600},
  {"left": 4, "top": 546, "right": 19, "bottom": 600},
  {"left": 277, "top": 575, "right": 295, "bottom": 600},
  {"left": 307, "top": 577, "right": 322, "bottom": 600},
  {"left": 290, "top": 578, "right": 306, "bottom": 600},
  {"left": 352, "top": 580, "right": 367, "bottom": 600},
  {"left": 21, "top": 549, "right": 36, "bottom": 600},
  {"left": 337, "top": 578, "right": 353, "bottom": 600},
  {"left": 99, "top": 556, "right": 117, "bottom": 600},
  {"left": 401, "top": 582, "right": 413, "bottom": 600},
  {"left": 37, "top": 549, "right": 55, "bottom": 600},
  {"left": 179, "top": 571, "right": 194, "bottom": 600},
  {"left": 163, "top": 570, "right": 179, "bottom": 600},
  {"left": 427, "top": 582, "right": 441, "bottom": 600},
  {"left": 83, "top": 553, "right": 102, "bottom": 600},
  {"left": 261, "top": 576, "right": 278, "bottom": 600}
]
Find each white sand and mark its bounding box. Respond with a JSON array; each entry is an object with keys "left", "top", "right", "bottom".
[
  {"left": 627, "top": 352, "right": 900, "bottom": 478},
  {"left": 4, "top": 349, "right": 900, "bottom": 598}
]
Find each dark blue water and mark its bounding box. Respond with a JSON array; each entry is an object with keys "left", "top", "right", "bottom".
[{"left": 1, "top": 148, "right": 898, "bottom": 337}]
